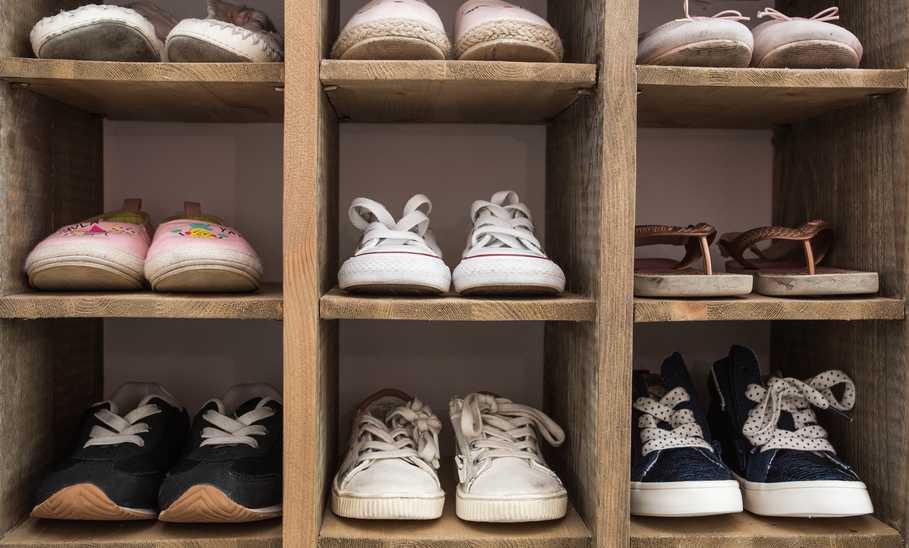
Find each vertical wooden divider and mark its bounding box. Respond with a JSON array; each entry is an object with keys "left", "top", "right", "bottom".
[{"left": 546, "top": 0, "right": 638, "bottom": 546}]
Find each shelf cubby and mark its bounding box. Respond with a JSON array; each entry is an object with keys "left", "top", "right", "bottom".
[{"left": 0, "top": 58, "right": 285, "bottom": 122}]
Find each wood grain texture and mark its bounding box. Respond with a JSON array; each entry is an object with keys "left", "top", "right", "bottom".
[
  {"left": 631, "top": 514, "right": 901, "bottom": 548},
  {"left": 0, "top": 518, "right": 281, "bottom": 547},
  {"left": 546, "top": 1, "right": 637, "bottom": 548},
  {"left": 634, "top": 296, "right": 905, "bottom": 322},
  {"left": 320, "top": 289, "right": 595, "bottom": 321},
  {"left": 0, "top": 285, "right": 284, "bottom": 320},
  {"left": 637, "top": 66, "right": 906, "bottom": 128},
  {"left": 283, "top": 0, "right": 339, "bottom": 546},
  {"left": 321, "top": 60, "right": 596, "bottom": 123},
  {"left": 0, "top": 0, "right": 103, "bottom": 536},
  {"left": 0, "top": 58, "right": 285, "bottom": 122},
  {"left": 772, "top": 0, "right": 909, "bottom": 538}
]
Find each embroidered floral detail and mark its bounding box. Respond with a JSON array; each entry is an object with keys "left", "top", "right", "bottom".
[{"left": 171, "top": 223, "right": 236, "bottom": 239}]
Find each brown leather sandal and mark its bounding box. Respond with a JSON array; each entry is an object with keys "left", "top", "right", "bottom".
[
  {"left": 635, "top": 224, "right": 753, "bottom": 297},
  {"left": 719, "top": 219, "right": 879, "bottom": 296}
]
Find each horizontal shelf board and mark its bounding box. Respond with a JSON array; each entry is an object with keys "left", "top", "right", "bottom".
[
  {"left": 0, "top": 518, "right": 281, "bottom": 547},
  {"left": 637, "top": 65, "right": 907, "bottom": 128},
  {"left": 320, "top": 60, "right": 597, "bottom": 123},
  {"left": 320, "top": 288, "right": 596, "bottom": 321},
  {"left": 0, "top": 283, "right": 283, "bottom": 320},
  {"left": 0, "top": 58, "right": 284, "bottom": 122},
  {"left": 634, "top": 295, "right": 906, "bottom": 322},
  {"left": 631, "top": 514, "right": 900, "bottom": 548}
]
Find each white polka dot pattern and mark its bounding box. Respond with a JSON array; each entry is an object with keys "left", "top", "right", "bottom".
[
  {"left": 634, "top": 387, "right": 713, "bottom": 456},
  {"left": 742, "top": 370, "right": 856, "bottom": 453}
]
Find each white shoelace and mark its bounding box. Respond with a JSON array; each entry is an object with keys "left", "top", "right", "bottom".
[
  {"left": 459, "top": 393, "right": 564, "bottom": 468},
  {"left": 349, "top": 195, "right": 442, "bottom": 257},
  {"left": 757, "top": 7, "right": 840, "bottom": 22},
  {"left": 200, "top": 399, "right": 277, "bottom": 448},
  {"left": 743, "top": 371, "right": 855, "bottom": 453},
  {"left": 677, "top": 0, "right": 749, "bottom": 21},
  {"left": 633, "top": 387, "right": 713, "bottom": 456},
  {"left": 465, "top": 191, "right": 546, "bottom": 256},
  {"left": 84, "top": 404, "right": 162, "bottom": 448}
]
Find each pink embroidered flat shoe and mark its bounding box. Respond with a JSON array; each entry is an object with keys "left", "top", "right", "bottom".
[
  {"left": 333, "top": 0, "right": 451, "bottom": 60},
  {"left": 455, "top": 0, "right": 563, "bottom": 62},
  {"left": 752, "top": 7, "right": 863, "bottom": 68},
  {"left": 144, "top": 202, "right": 263, "bottom": 293},
  {"left": 638, "top": 0, "right": 752, "bottom": 67},
  {"left": 25, "top": 199, "right": 150, "bottom": 291}
]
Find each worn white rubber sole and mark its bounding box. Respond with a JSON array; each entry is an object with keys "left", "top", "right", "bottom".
[
  {"left": 26, "top": 243, "right": 146, "bottom": 290},
  {"left": 638, "top": 39, "right": 753, "bottom": 67},
  {"left": 755, "top": 40, "right": 861, "bottom": 69},
  {"left": 456, "top": 487, "right": 568, "bottom": 523},
  {"left": 30, "top": 4, "right": 163, "bottom": 61},
  {"left": 339, "top": 252, "right": 451, "bottom": 294},
  {"left": 738, "top": 476, "right": 873, "bottom": 517},
  {"left": 166, "top": 19, "right": 283, "bottom": 63},
  {"left": 631, "top": 480, "right": 743, "bottom": 517},
  {"left": 453, "top": 255, "right": 565, "bottom": 296},
  {"left": 333, "top": 18, "right": 451, "bottom": 60},
  {"left": 145, "top": 248, "right": 262, "bottom": 293},
  {"left": 331, "top": 488, "right": 444, "bottom": 520}
]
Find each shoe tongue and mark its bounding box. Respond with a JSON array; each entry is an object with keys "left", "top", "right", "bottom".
[
  {"left": 138, "top": 393, "right": 176, "bottom": 410},
  {"left": 235, "top": 397, "right": 266, "bottom": 417},
  {"left": 367, "top": 396, "right": 408, "bottom": 422},
  {"left": 729, "top": 345, "right": 763, "bottom": 388},
  {"left": 660, "top": 352, "right": 697, "bottom": 395}
]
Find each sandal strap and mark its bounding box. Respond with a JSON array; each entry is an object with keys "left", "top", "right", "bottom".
[
  {"left": 635, "top": 223, "right": 717, "bottom": 274},
  {"left": 718, "top": 220, "right": 834, "bottom": 275}
]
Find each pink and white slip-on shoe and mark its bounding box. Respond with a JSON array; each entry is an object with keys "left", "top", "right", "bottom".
[
  {"left": 144, "top": 202, "right": 263, "bottom": 293},
  {"left": 30, "top": 3, "right": 177, "bottom": 61},
  {"left": 752, "top": 7, "right": 863, "bottom": 68},
  {"left": 165, "top": 0, "right": 284, "bottom": 62},
  {"left": 333, "top": 0, "right": 451, "bottom": 60},
  {"left": 339, "top": 195, "right": 451, "bottom": 295},
  {"left": 637, "top": 0, "right": 752, "bottom": 67},
  {"left": 25, "top": 199, "right": 150, "bottom": 291},
  {"left": 455, "top": 0, "right": 563, "bottom": 62},
  {"left": 453, "top": 191, "right": 565, "bottom": 296}
]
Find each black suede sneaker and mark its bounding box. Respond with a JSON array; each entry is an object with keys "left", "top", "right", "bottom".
[
  {"left": 708, "top": 345, "right": 874, "bottom": 517},
  {"left": 32, "top": 383, "right": 189, "bottom": 520},
  {"left": 631, "top": 353, "right": 742, "bottom": 517},
  {"left": 158, "top": 384, "right": 283, "bottom": 523}
]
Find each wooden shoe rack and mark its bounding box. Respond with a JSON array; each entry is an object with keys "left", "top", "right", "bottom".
[{"left": 0, "top": 0, "right": 907, "bottom": 547}]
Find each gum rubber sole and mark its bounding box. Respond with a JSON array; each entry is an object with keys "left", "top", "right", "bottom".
[
  {"left": 159, "top": 485, "right": 281, "bottom": 523},
  {"left": 332, "top": 491, "right": 445, "bottom": 520},
  {"left": 29, "top": 262, "right": 144, "bottom": 291},
  {"left": 31, "top": 484, "right": 156, "bottom": 521},
  {"left": 456, "top": 491, "right": 568, "bottom": 523}
]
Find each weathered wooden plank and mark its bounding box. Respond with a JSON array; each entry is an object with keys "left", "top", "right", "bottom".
[{"left": 634, "top": 296, "right": 905, "bottom": 322}]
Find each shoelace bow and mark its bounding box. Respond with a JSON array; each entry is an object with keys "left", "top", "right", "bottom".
[
  {"left": 201, "top": 400, "right": 277, "bottom": 448},
  {"left": 469, "top": 191, "right": 544, "bottom": 254},
  {"left": 351, "top": 399, "right": 443, "bottom": 469},
  {"left": 633, "top": 387, "right": 713, "bottom": 456},
  {"left": 460, "top": 393, "right": 565, "bottom": 467},
  {"left": 757, "top": 7, "right": 840, "bottom": 22},
  {"left": 84, "top": 404, "right": 161, "bottom": 448},
  {"left": 677, "top": 0, "right": 749, "bottom": 21},
  {"left": 743, "top": 370, "right": 855, "bottom": 453},
  {"left": 350, "top": 195, "right": 439, "bottom": 255}
]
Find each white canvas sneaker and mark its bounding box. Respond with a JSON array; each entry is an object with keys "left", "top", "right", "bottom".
[
  {"left": 450, "top": 393, "right": 568, "bottom": 523},
  {"left": 455, "top": 0, "right": 563, "bottom": 62},
  {"left": 752, "top": 7, "right": 863, "bottom": 68},
  {"left": 637, "top": 0, "right": 753, "bottom": 67},
  {"left": 452, "top": 191, "right": 565, "bottom": 296},
  {"left": 332, "top": 389, "right": 445, "bottom": 520},
  {"left": 339, "top": 195, "right": 452, "bottom": 294},
  {"left": 333, "top": 0, "right": 451, "bottom": 60}
]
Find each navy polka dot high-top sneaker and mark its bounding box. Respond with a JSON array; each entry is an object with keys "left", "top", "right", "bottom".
[
  {"left": 631, "top": 353, "right": 743, "bottom": 517},
  {"left": 708, "top": 345, "right": 874, "bottom": 517}
]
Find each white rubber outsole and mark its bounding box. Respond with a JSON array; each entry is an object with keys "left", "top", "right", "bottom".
[
  {"left": 331, "top": 489, "right": 445, "bottom": 520},
  {"left": 631, "top": 480, "right": 743, "bottom": 517},
  {"left": 456, "top": 488, "right": 568, "bottom": 523},
  {"left": 738, "top": 476, "right": 873, "bottom": 517},
  {"left": 30, "top": 4, "right": 163, "bottom": 61},
  {"left": 339, "top": 252, "right": 452, "bottom": 294},
  {"left": 453, "top": 255, "right": 566, "bottom": 295},
  {"left": 26, "top": 244, "right": 146, "bottom": 290}
]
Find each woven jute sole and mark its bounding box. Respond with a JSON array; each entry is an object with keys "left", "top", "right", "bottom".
[
  {"left": 756, "top": 39, "right": 861, "bottom": 68},
  {"left": 31, "top": 484, "right": 156, "bottom": 521},
  {"left": 332, "top": 490, "right": 445, "bottom": 520},
  {"left": 641, "top": 39, "right": 753, "bottom": 67},
  {"left": 456, "top": 489, "right": 568, "bottom": 523},
  {"left": 159, "top": 485, "right": 281, "bottom": 523},
  {"left": 456, "top": 20, "right": 563, "bottom": 62},
  {"left": 333, "top": 18, "right": 451, "bottom": 60}
]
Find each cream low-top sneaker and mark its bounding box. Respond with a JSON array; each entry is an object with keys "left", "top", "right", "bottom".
[
  {"left": 333, "top": 0, "right": 451, "bottom": 60},
  {"left": 752, "top": 7, "right": 863, "bottom": 68},
  {"left": 332, "top": 389, "right": 445, "bottom": 520},
  {"left": 452, "top": 191, "right": 565, "bottom": 296},
  {"left": 450, "top": 393, "right": 568, "bottom": 523},
  {"left": 455, "top": 0, "right": 563, "bottom": 62},
  {"left": 637, "top": 0, "right": 752, "bottom": 67}
]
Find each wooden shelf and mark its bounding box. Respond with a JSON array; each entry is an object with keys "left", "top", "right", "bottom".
[
  {"left": 0, "top": 283, "right": 283, "bottom": 320},
  {"left": 637, "top": 66, "right": 907, "bottom": 128},
  {"left": 631, "top": 514, "right": 901, "bottom": 548},
  {"left": 0, "top": 58, "right": 284, "bottom": 122},
  {"left": 320, "top": 288, "right": 595, "bottom": 321},
  {"left": 320, "top": 60, "right": 597, "bottom": 123},
  {"left": 0, "top": 518, "right": 281, "bottom": 548},
  {"left": 634, "top": 295, "right": 906, "bottom": 322}
]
